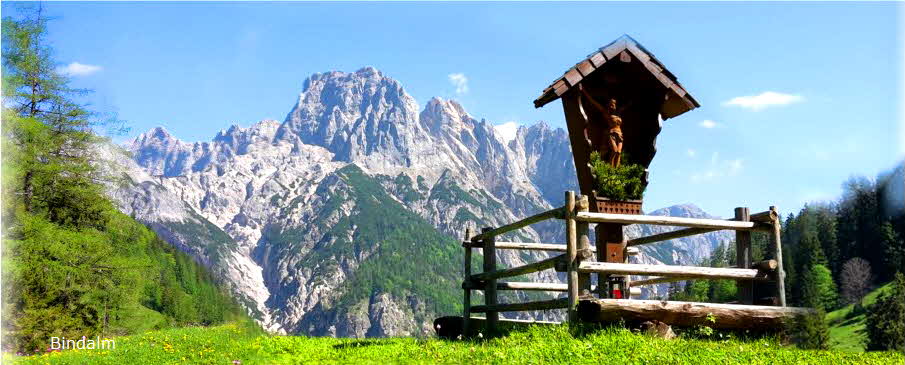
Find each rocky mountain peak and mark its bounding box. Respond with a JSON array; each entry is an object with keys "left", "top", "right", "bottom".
[
  {"left": 280, "top": 67, "right": 427, "bottom": 168},
  {"left": 133, "top": 126, "right": 176, "bottom": 146},
  {"left": 420, "top": 97, "right": 476, "bottom": 137},
  {"left": 649, "top": 203, "right": 713, "bottom": 218}
]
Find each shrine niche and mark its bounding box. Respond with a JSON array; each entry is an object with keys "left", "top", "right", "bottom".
[{"left": 534, "top": 35, "right": 699, "bottom": 215}]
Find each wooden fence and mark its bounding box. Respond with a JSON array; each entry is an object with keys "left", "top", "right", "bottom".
[{"left": 460, "top": 191, "right": 811, "bottom": 336}]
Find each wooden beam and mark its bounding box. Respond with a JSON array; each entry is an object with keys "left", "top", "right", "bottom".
[
  {"left": 471, "top": 298, "right": 570, "bottom": 313},
  {"left": 630, "top": 276, "right": 683, "bottom": 286},
  {"left": 464, "top": 281, "right": 575, "bottom": 292},
  {"left": 566, "top": 191, "right": 579, "bottom": 322},
  {"left": 769, "top": 206, "right": 787, "bottom": 307},
  {"left": 470, "top": 254, "right": 564, "bottom": 282},
  {"left": 631, "top": 261, "right": 777, "bottom": 287},
  {"left": 462, "top": 227, "right": 472, "bottom": 337},
  {"left": 627, "top": 227, "right": 720, "bottom": 247},
  {"left": 576, "top": 212, "right": 757, "bottom": 230},
  {"left": 577, "top": 299, "right": 815, "bottom": 330},
  {"left": 470, "top": 207, "right": 563, "bottom": 242},
  {"left": 482, "top": 227, "right": 498, "bottom": 335},
  {"left": 736, "top": 207, "right": 753, "bottom": 305},
  {"left": 577, "top": 195, "right": 592, "bottom": 297},
  {"left": 465, "top": 241, "right": 591, "bottom": 253},
  {"left": 578, "top": 262, "right": 771, "bottom": 281}
]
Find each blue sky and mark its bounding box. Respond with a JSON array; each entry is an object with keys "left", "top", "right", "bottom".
[{"left": 4, "top": 1, "right": 903, "bottom": 217}]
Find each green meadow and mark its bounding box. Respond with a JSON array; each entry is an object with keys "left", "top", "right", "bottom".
[{"left": 6, "top": 320, "right": 902, "bottom": 365}]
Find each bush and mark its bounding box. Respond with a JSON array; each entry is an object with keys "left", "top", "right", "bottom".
[
  {"left": 589, "top": 151, "right": 646, "bottom": 201},
  {"left": 865, "top": 273, "right": 905, "bottom": 352},
  {"left": 788, "top": 308, "right": 831, "bottom": 350}
]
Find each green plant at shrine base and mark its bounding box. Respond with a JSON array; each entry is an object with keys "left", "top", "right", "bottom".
[{"left": 589, "top": 151, "right": 646, "bottom": 201}]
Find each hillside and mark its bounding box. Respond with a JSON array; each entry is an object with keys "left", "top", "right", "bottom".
[
  {"left": 7, "top": 323, "right": 902, "bottom": 364},
  {"left": 0, "top": 12, "right": 251, "bottom": 353},
  {"left": 826, "top": 283, "right": 894, "bottom": 352}
]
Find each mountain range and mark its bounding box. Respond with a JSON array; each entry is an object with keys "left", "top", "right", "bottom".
[{"left": 104, "top": 67, "right": 733, "bottom": 337}]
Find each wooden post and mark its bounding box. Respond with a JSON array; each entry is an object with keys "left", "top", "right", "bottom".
[
  {"left": 734, "top": 207, "right": 753, "bottom": 305},
  {"left": 462, "top": 227, "right": 472, "bottom": 338},
  {"left": 565, "top": 191, "right": 579, "bottom": 322},
  {"left": 577, "top": 195, "right": 592, "bottom": 298},
  {"left": 482, "top": 227, "right": 498, "bottom": 335},
  {"left": 769, "top": 206, "right": 787, "bottom": 306}
]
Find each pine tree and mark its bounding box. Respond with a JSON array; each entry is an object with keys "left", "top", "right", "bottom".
[
  {"left": 2, "top": 5, "right": 112, "bottom": 228},
  {"left": 815, "top": 205, "right": 841, "bottom": 277},
  {"left": 801, "top": 264, "right": 838, "bottom": 311},
  {"left": 879, "top": 221, "right": 904, "bottom": 278},
  {"left": 865, "top": 272, "right": 905, "bottom": 352}
]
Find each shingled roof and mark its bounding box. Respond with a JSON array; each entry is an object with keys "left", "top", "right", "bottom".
[{"left": 533, "top": 35, "right": 700, "bottom": 120}]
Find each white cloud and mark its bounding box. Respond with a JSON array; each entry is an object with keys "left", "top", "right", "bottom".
[
  {"left": 494, "top": 121, "right": 519, "bottom": 143},
  {"left": 723, "top": 91, "right": 803, "bottom": 111},
  {"left": 57, "top": 62, "right": 102, "bottom": 76},
  {"left": 690, "top": 153, "right": 744, "bottom": 183},
  {"left": 448, "top": 73, "right": 469, "bottom": 95},
  {"left": 699, "top": 119, "right": 719, "bottom": 128},
  {"left": 728, "top": 159, "right": 743, "bottom": 176},
  {"left": 686, "top": 149, "right": 696, "bottom": 158}
]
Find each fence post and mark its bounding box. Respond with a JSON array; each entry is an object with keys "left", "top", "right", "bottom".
[
  {"left": 734, "top": 207, "right": 753, "bottom": 305},
  {"left": 462, "top": 227, "right": 472, "bottom": 338},
  {"left": 482, "top": 227, "right": 498, "bottom": 336},
  {"left": 565, "top": 191, "right": 579, "bottom": 322},
  {"left": 577, "top": 195, "right": 592, "bottom": 297},
  {"left": 769, "top": 206, "right": 787, "bottom": 306}
]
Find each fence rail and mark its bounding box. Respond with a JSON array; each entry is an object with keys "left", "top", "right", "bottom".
[{"left": 460, "top": 191, "right": 790, "bottom": 338}]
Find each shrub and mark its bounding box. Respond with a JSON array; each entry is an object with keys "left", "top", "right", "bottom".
[
  {"left": 589, "top": 151, "right": 646, "bottom": 201},
  {"left": 865, "top": 273, "right": 905, "bottom": 352},
  {"left": 788, "top": 308, "right": 831, "bottom": 350}
]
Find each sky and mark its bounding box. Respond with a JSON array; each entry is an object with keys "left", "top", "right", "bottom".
[{"left": 3, "top": 1, "right": 903, "bottom": 218}]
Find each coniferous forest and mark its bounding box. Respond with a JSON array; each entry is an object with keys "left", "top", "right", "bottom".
[
  {"left": 671, "top": 167, "right": 905, "bottom": 350},
  {"left": 1, "top": 8, "right": 250, "bottom": 354}
]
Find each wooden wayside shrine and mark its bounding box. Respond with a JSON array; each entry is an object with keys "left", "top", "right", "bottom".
[
  {"left": 446, "top": 35, "right": 813, "bottom": 338},
  {"left": 457, "top": 192, "right": 812, "bottom": 337}
]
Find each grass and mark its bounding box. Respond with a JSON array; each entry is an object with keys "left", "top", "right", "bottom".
[
  {"left": 826, "top": 282, "right": 894, "bottom": 352},
  {"left": 6, "top": 321, "right": 902, "bottom": 364}
]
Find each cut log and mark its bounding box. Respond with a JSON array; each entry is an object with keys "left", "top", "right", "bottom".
[
  {"left": 753, "top": 259, "right": 778, "bottom": 271},
  {"left": 578, "top": 262, "right": 771, "bottom": 281},
  {"left": 470, "top": 207, "right": 563, "bottom": 241},
  {"left": 750, "top": 210, "right": 778, "bottom": 223},
  {"left": 470, "top": 254, "right": 564, "bottom": 281},
  {"left": 575, "top": 212, "right": 757, "bottom": 230},
  {"left": 471, "top": 298, "right": 569, "bottom": 313},
  {"left": 577, "top": 299, "right": 814, "bottom": 330}
]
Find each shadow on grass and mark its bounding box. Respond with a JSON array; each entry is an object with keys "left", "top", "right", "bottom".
[
  {"left": 332, "top": 340, "right": 390, "bottom": 350},
  {"left": 838, "top": 317, "right": 863, "bottom": 328}
]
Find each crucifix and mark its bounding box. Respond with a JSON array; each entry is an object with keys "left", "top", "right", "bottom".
[{"left": 576, "top": 84, "right": 629, "bottom": 167}]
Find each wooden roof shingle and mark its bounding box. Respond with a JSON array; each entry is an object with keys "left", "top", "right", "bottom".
[{"left": 533, "top": 35, "right": 700, "bottom": 120}]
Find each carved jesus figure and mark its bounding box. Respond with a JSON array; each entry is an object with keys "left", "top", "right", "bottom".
[{"left": 578, "top": 84, "right": 624, "bottom": 167}]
